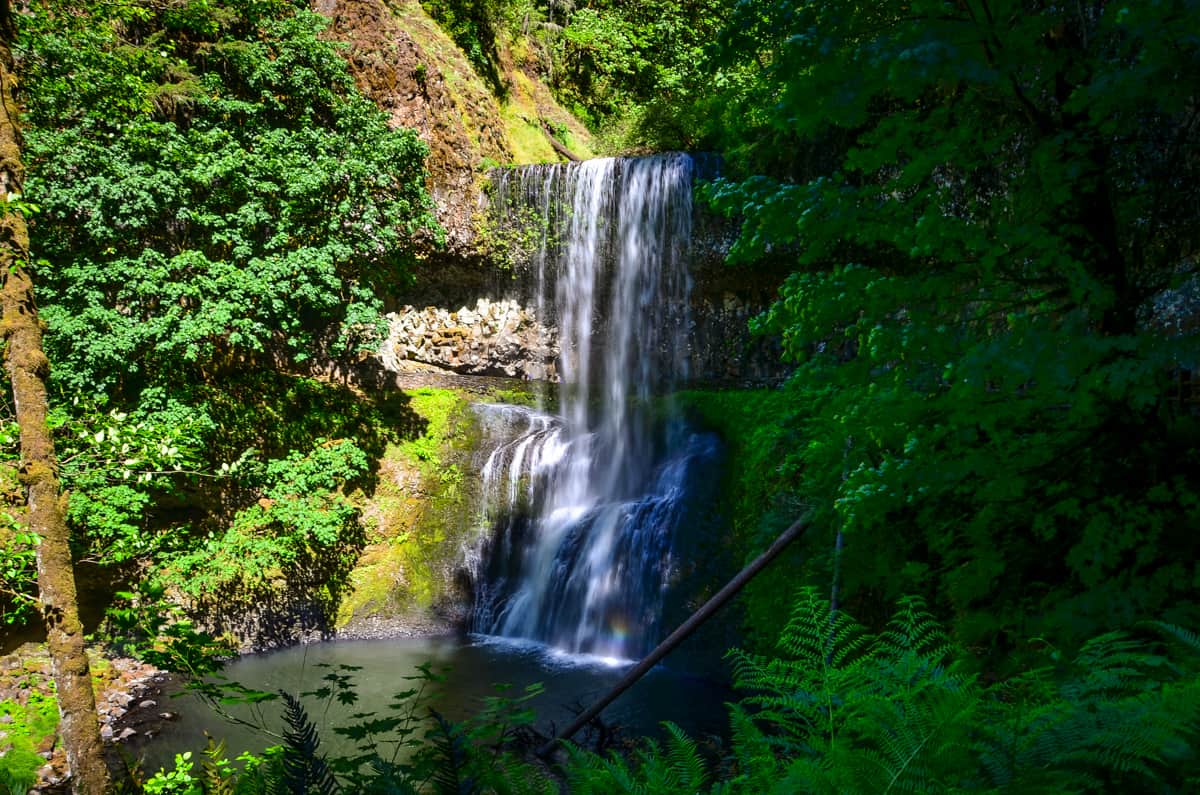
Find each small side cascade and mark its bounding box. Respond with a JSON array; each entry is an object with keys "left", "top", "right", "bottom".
[{"left": 470, "top": 154, "right": 721, "bottom": 661}]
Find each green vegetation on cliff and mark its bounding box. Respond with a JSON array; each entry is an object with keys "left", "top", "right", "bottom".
[
  {"left": 337, "top": 387, "right": 483, "bottom": 628},
  {"left": 1, "top": 0, "right": 439, "bottom": 626},
  {"left": 419, "top": 0, "right": 732, "bottom": 152}
]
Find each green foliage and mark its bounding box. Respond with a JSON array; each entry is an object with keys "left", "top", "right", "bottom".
[
  {"left": 0, "top": 686, "right": 60, "bottom": 795},
  {"left": 279, "top": 692, "right": 340, "bottom": 795},
  {"left": 675, "top": 389, "right": 807, "bottom": 647},
  {"left": 420, "top": 0, "right": 532, "bottom": 96},
  {"left": 723, "top": 589, "right": 979, "bottom": 793},
  {"left": 3, "top": 0, "right": 442, "bottom": 628},
  {"left": 419, "top": 0, "right": 733, "bottom": 148},
  {"left": 104, "top": 583, "right": 239, "bottom": 685},
  {"left": 562, "top": 590, "right": 1200, "bottom": 794},
  {"left": 19, "top": 0, "right": 438, "bottom": 396},
  {"left": 52, "top": 395, "right": 209, "bottom": 563},
  {"left": 543, "top": 0, "right": 733, "bottom": 147},
  {"left": 142, "top": 743, "right": 273, "bottom": 795},
  {"left": 697, "top": 0, "right": 1200, "bottom": 652},
  {"left": 0, "top": 522, "right": 38, "bottom": 625},
  {"left": 161, "top": 438, "right": 368, "bottom": 602},
  {"left": 144, "top": 752, "right": 201, "bottom": 795},
  {"left": 564, "top": 721, "right": 712, "bottom": 795}
]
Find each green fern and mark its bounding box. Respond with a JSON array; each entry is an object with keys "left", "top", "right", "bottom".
[
  {"left": 277, "top": 691, "right": 340, "bottom": 795},
  {"left": 201, "top": 738, "right": 236, "bottom": 795},
  {"left": 427, "top": 709, "right": 479, "bottom": 795},
  {"left": 1147, "top": 621, "right": 1200, "bottom": 656},
  {"left": 726, "top": 587, "right": 981, "bottom": 794},
  {"left": 563, "top": 722, "right": 713, "bottom": 795}
]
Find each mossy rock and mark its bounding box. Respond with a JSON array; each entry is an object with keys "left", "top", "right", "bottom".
[{"left": 337, "top": 387, "right": 486, "bottom": 632}]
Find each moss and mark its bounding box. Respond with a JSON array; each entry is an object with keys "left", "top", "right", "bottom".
[
  {"left": 488, "top": 385, "right": 536, "bottom": 407},
  {"left": 396, "top": 387, "right": 466, "bottom": 471},
  {"left": 337, "top": 387, "right": 486, "bottom": 628},
  {"left": 389, "top": 0, "right": 594, "bottom": 167},
  {"left": 389, "top": 0, "right": 500, "bottom": 159},
  {"left": 675, "top": 387, "right": 809, "bottom": 652}
]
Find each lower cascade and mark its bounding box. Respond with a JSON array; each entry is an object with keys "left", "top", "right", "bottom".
[{"left": 469, "top": 154, "right": 722, "bottom": 660}]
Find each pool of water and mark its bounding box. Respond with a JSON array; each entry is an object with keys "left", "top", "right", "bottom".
[{"left": 135, "top": 633, "right": 732, "bottom": 774}]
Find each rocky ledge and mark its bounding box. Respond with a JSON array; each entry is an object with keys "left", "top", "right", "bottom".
[
  {"left": 382, "top": 298, "right": 558, "bottom": 380},
  {"left": 0, "top": 645, "right": 169, "bottom": 792}
]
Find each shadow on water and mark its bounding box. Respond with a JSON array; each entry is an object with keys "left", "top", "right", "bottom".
[{"left": 133, "top": 634, "right": 733, "bottom": 774}]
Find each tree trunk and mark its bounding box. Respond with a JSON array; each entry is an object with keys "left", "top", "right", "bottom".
[{"left": 0, "top": 6, "right": 109, "bottom": 793}]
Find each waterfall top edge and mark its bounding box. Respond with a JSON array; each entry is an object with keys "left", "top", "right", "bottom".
[{"left": 488, "top": 151, "right": 720, "bottom": 174}]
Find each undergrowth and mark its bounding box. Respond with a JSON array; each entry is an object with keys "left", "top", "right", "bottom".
[{"left": 0, "top": 690, "right": 58, "bottom": 795}]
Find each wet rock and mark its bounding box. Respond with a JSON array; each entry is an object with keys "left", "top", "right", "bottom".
[{"left": 118, "top": 727, "right": 138, "bottom": 741}]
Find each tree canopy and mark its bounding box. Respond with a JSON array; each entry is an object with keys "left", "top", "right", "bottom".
[
  {"left": 1, "top": 0, "right": 439, "bottom": 623},
  {"left": 699, "top": 0, "right": 1200, "bottom": 653}
]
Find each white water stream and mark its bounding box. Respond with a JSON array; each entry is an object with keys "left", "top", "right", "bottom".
[{"left": 472, "top": 154, "right": 720, "bottom": 660}]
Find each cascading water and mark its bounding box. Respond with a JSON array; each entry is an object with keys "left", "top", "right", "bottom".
[{"left": 471, "top": 154, "right": 722, "bottom": 661}]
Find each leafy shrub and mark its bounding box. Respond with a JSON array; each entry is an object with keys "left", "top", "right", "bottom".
[
  {"left": 161, "top": 439, "right": 368, "bottom": 603},
  {"left": 564, "top": 590, "right": 1200, "bottom": 793},
  {"left": 0, "top": 687, "right": 60, "bottom": 795}
]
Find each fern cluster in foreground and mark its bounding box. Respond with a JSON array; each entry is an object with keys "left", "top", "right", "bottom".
[{"left": 566, "top": 588, "right": 1200, "bottom": 794}]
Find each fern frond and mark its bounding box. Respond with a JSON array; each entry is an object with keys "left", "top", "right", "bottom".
[
  {"left": 1147, "top": 621, "right": 1200, "bottom": 656},
  {"left": 725, "top": 703, "right": 783, "bottom": 790},
  {"left": 779, "top": 586, "right": 869, "bottom": 669},
  {"left": 279, "top": 690, "right": 340, "bottom": 795},
  {"left": 661, "top": 721, "right": 709, "bottom": 790},
  {"left": 879, "top": 596, "right": 952, "bottom": 664},
  {"left": 564, "top": 741, "right": 647, "bottom": 794},
  {"left": 427, "top": 709, "right": 478, "bottom": 795},
  {"left": 202, "top": 737, "right": 236, "bottom": 795}
]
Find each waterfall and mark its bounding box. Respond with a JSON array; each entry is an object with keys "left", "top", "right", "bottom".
[{"left": 471, "top": 154, "right": 720, "bottom": 661}]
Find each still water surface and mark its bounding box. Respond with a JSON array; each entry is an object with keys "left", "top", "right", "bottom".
[{"left": 138, "top": 634, "right": 730, "bottom": 774}]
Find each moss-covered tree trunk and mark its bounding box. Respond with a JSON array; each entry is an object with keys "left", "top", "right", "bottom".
[{"left": 0, "top": 4, "right": 109, "bottom": 793}]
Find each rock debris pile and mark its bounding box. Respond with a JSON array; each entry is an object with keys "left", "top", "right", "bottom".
[{"left": 383, "top": 298, "right": 558, "bottom": 379}]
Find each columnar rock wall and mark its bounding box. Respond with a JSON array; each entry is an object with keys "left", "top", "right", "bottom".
[
  {"left": 386, "top": 258, "right": 789, "bottom": 387},
  {"left": 381, "top": 289, "right": 784, "bottom": 386}
]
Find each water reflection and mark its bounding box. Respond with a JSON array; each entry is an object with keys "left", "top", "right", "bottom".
[{"left": 137, "top": 634, "right": 730, "bottom": 774}]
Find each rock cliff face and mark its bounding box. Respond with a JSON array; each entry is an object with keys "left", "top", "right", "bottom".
[
  {"left": 386, "top": 179, "right": 790, "bottom": 387},
  {"left": 316, "top": 0, "right": 592, "bottom": 253},
  {"left": 315, "top": 2, "right": 787, "bottom": 383},
  {"left": 382, "top": 276, "right": 785, "bottom": 386},
  {"left": 316, "top": 0, "right": 505, "bottom": 252}
]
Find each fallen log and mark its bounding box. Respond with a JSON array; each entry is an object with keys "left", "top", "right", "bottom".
[
  {"left": 541, "top": 119, "right": 582, "bottom": 162},
  {"left": 537, "top": 515, "right": 810, "bottom": 757}
]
